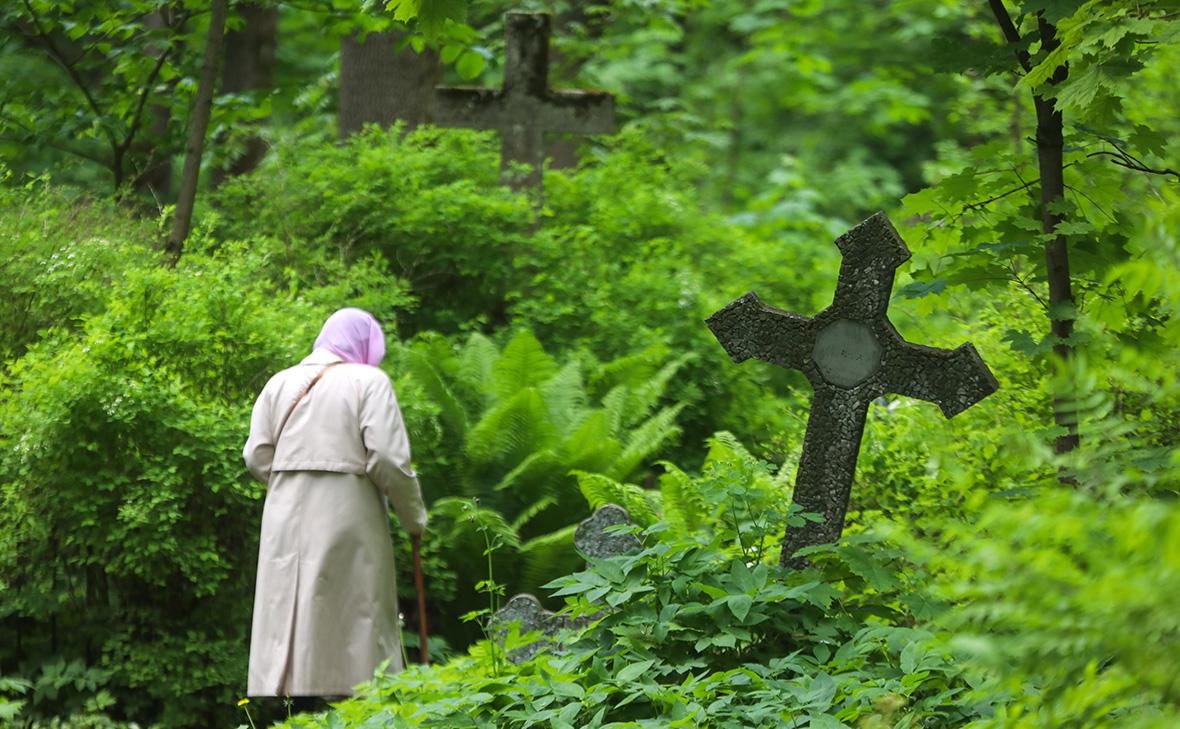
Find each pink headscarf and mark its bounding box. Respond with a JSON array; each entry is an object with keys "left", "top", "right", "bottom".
[{"left": 314, "top": 308, "right": 386, "bottom": 366}]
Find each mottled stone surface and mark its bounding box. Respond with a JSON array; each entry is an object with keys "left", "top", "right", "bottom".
[
  {"left": 813, "top": 319, "right": 881, "bottom": 388},
  {"left": 433, "top": 12, "right": 616, "bottom": 189},
  {"left": 491, "top": 593, "right": 567, "bottom": 663},
  {"left": 574, "top": 504, "right": 642, "bottom": 559},
  {"left": 492, "top": 504, "right": 638, "bottom": 663},
  {"left": 706, "top": 212, "right": 999, "bottom": 568}
]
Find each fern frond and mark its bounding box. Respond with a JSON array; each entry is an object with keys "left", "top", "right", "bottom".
[
  {"left": 466, "top": 387, "right": 556, "bottom": 467},
  {"left": 601, "top": 385, "right": 627, "bottom": 438},
  {"left": 492, "top": 330, "right": 558, "bottom": 401},
  {"left": 572, "top": 471, "right": 660, "bottom": 526},
  {"left": 705, "top": 430, "right": 756, "bottom": 466},
  {"left": 429, "top": 496, "right": 522, "bottom": 551},
  {"left": 456, "top": 332, "right": 499, "bottom": 407},
  {"left": 621, "top": 354, "right": 692, "bottom": 427},
  {"left": 541, "top": 360, "right": 588, "bottom": 437},
  {"left": 608, "top": 403, "right": 685, "bottom": 482},
  {"left": 657, "top": 460, "right": 704, "bottom": 535},
  {"left": 511, "top": 496, "right": 557, "bottom": 533},
  {"left": 561, "top": 410, "right": 622, "bottom": 474},
  {"left": 491, "top": 449, "right": 565, "bottom": 497},
  {"left": 591, "top": 344, "right": 672, "bottom": 395},
  {"left": 402, "top": 346, "right": 469, "bottom": 438}
]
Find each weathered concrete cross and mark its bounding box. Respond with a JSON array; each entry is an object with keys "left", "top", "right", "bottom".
[
  {"left": 706, "top": 212, "right": 999, "bottom": 567},
  {"left": 433, "top": 12, "right": 616, "bottom": 190}
]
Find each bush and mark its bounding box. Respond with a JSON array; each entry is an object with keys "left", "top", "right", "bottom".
[
  {"left": 290, "top": 525, "right": 981, "bottom": 728},
  {"left": 0, "top": 227, "right": 414, "bottom": 727},
  {"left": 0, "top": 171, "right": 154, "bottom": 363},
  {"left": 903, "top": 489, "right": 1180, "bottom": 728}
]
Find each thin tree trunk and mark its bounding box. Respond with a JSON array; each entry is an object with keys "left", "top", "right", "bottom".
[
  {"left": 988, "top": 1, "right": 1078, "bottom": 455},
  {"left": 165, "top": 0, "right": 229, "bottom": 263},
  {"left": 1032, "top": 15, "right": 1078, "bottom": 454}
]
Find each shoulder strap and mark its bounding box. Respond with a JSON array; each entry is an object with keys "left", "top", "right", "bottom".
[{"left": 273, "top": 362, "right": 342, "bottom": 445}]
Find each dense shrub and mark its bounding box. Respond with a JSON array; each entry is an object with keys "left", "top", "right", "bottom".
[
  {"left": 289, "top": 525, "right": 982, "bottom": 728},
  {"left": 0, "top": 229, "right": 414, "bottom": 727},
  {"left": 0, "top": 172, "right": 155, "bottom": 363},
  {"left": 210, "top": 125, "right": 534, "bottom": 334},
  {"left": 902, "top": 489, "right": 1180, "bottom": 728},
  {"left": 207, "top": 126, "right": 846, "bottom": 458}
]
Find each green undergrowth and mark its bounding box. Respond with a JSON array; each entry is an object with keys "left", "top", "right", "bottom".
[{"left": 288, "top": 526, "right": 982, "bottom": 729}]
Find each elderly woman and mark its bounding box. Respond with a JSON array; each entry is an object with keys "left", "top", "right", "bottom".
[{"left": 243, "top": 308, "right": 426, "bottom": 700}]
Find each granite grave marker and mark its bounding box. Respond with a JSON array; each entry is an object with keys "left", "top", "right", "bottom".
[
  {"left": 706, "top": 212, "right": 999, "bottom": 567},
  {"left": 433, "top": 12, "right": 616, "bottom": 190},
  {"left": 492, "top": 504, "right": 640, "bottom": 663}
]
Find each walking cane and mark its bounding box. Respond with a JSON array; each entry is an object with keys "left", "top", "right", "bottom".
[{"left": 411, "top": 533, "right": 430, "bottom": 665}]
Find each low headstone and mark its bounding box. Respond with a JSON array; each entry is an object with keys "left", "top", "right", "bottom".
[
  {"left": 432, "top": 12, "right": 616, "bottom": 190},
  {"left": 706, "top": 212, "right": 999, "bottom": 568},
  {"left": 573, "top": 503, "right": 642, "bottom": 558},
  {"left": 492, "top": 504, "right": 640, "bottom": 663}
]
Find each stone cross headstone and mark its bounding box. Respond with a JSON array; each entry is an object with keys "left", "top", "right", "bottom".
[
  {"left": 492, "top": 504, "right": 640, "bottom": 663},
  {"left": 433, "top": 12, "right": 616, "bottom": 190},
  {"left": 706, "top": 212, "right": 999, "bottom": 568}
]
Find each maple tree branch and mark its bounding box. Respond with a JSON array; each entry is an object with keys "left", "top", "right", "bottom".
[
  {"left": 1009, "top": 259, "right": 1048, "bottom": 308},
  {"left": 960, "top": 161, "right": 1081, "bottom": 212},
  {"left": 1086, "top": 149, "right": 1180, "bottom": 181},
  {"left": 987, "top": 0, "right": 1032, "bottom": 73}
]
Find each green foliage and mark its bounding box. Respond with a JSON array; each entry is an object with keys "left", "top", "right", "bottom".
[
  {"left": 901, "top": 489, "right": 1180, "bottom": 727},
  {"left": 211, "top": 126, "right": 533, "bottom": 334},
  {"left": 210, "top": 125, "right": 834, "bottom": 457},
  {"left": 576, "top": 431, "right": 793, "bottom": 563},
  {"left": 0, "top": 172, "right": 154, "bottom": 362},
  {"left": 0, "top": 0, "right": 190, "bottom": 191},
  {"left": 0, "top": 197, "right": 415, "bottom": 727},
  {"left": 395, "top": 328, "right": 687, "bottom": 645},
  {"left": 3, "top": 0, "right": 1180, "bottom": 724},
  {"left": 294, "top": 526, "right": 980, "bottom": 728}
]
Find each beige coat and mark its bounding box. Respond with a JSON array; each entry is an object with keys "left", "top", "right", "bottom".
[{"left": 243, "top": 348, "right": 427, "bottom": 697}]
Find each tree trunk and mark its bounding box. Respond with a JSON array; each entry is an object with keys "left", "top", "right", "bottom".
[
  {"left": 338, "top": 30, "right": 442, "bottom": 138},
  {"left": 164, "top": 0, "right": 228, "bottom": 263},
  {"left": 1032, "top": 15, "right": 1079, "bottom": 454},
  {"left": 988, "top": 1, "right": 1078, "bottom": 455},
  {"left": 213, "top": 1, "right": 278, "bottom": 183}
]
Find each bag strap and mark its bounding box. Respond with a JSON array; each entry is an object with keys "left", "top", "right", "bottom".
[{"left": 274, "top": 362, "right": 342, "bottom": 445}]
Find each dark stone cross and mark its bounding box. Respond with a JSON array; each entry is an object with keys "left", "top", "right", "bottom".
[
  {"left": 433, "top": 12, "right": 616, "bottom": 190},
  {"left": 706, "top": 212, "right": 999, "bottom": 567}
]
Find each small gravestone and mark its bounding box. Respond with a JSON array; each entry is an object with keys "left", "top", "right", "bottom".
[
  {"left": 574, "top": 503, "right": 643, "bottom": 559},
  {"left": 491, "top": 594, "right": 566, "bottom": 663},
  {"left": 492, "top": 504, "right": 640, "bottom": 663},
  {"left": 706, "top": 212, "right": 999, "bottom": 568},
  {"left": 433, "top": 12, "right": 616, "bottom": 190}
]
